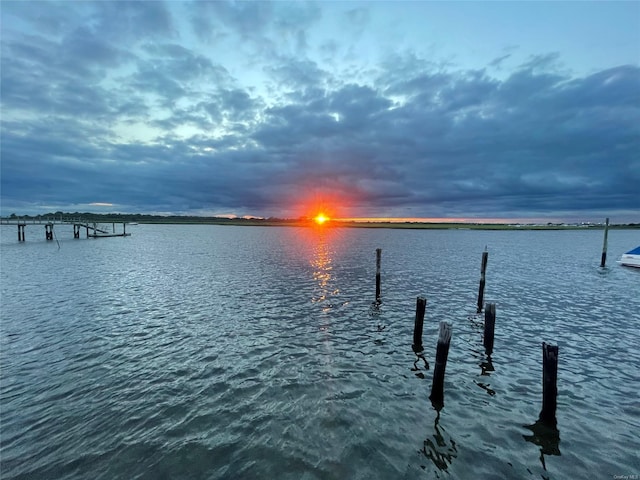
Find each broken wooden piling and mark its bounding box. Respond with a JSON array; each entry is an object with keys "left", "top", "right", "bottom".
[
  {"left": 45, "top": 223, "right": 54, "bottom": 241},
  {"left": 412, "top": 296, "right": 427, "bottom": 354},
  {"left": 430, "top": 322, "right": 452, "bottom": 410},
  {"left": 483, "top": 303, "right": 496, "bottom": 356},
  {"left": 375, "top": 248, "right": 382, "bottom": 302},
  {"left": 539, "top": 342, "right": 559, "bottom": 426},
  {"left": 477, "top": 249, "right": 488, "bottom": 313},
  {"left": 600, "top": 218, "right": 609, "bottom": 268}
]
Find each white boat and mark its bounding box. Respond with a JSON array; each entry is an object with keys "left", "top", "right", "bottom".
[{"left": 618, "top": 246, "right": 640, "bottom": 268}]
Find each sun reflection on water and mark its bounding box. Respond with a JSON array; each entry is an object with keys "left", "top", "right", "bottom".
[{"left": 310, "top": 230, "right": 340, "bottom": 309}]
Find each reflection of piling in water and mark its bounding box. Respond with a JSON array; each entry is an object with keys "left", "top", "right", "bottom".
[
  {"left": 523, "top": 419, "right": 561, "bottom": 471},
  {"left": 430, "top": 322, "right": 452, "bottom": 410},
  {"left": 483, "top": 303, "right": 496, "bottom": 356},
  {"left": 600, "top": 217, "right": 609, "bottom": 268},
  {"left": 477, "top": 249, "right": 488, "bottom": 313},
  {"left": 412, "top": 296, "right": 426, "bottom": 354},
  {"left": 375, "top": 248, "right": 382, "bottom": 302},
  {"left": 421, "top": 410, "right": 458, "bottom": 472},
  {"left": 539, "top": 342, "right": 558, "bottom": 426}
]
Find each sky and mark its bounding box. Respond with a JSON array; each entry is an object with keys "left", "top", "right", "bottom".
[{"left": 1, "top": 1, "right": 639, "bottom": 222}]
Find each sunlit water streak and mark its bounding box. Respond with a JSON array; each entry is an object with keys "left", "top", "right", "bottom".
[{"left": 1, "top": 224, "right": 639, "bottom": 479}]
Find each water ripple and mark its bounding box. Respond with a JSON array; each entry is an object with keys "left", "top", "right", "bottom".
[{"left": 1, "top": 226, "right": 639, "bottom": 479}]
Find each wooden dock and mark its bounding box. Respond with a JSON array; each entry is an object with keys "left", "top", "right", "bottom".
[{"left": 1, "top": 217, "right": 131, "bottom": 242}]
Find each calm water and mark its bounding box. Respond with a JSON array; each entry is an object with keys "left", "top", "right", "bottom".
[{"left": 1, "top": 224, "right": 639, "bottom": 479}]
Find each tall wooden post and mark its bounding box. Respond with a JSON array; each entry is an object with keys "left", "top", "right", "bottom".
[
  {"left": 477, "top": 249, "right": 489, "bottom": 313},
  {"left": 483, "top": 303, "right": 496, "bottom": 356},
  {"left": 375, "top": 248, "right": 382, "bottom": 302},
  {"left": 539, "top": 342, "right": 559, "bottom": 426},
  {"left": 123, "top": 223, "right": 126, "bottom": 236},
  {"left": 600, "top": 218, "right": 609, "bottom": 268},
  {"left": 412, "top": 296, "right": 427, "bottom": 354},
  {"left": 429, "top": 322, "right": 452, "bottom": 410}
]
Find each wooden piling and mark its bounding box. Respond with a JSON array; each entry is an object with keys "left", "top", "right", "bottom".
[
  {"left": 18, "top": 224, "right": 25, "bottom": 242},
  {"left": 600, "top": 217, "right": 609, "bottom": 268},
  {"left": 483, "top": 303, "right": 496, "bottom": 356},
  {"left": 45, "top": 223, "right": 53, "bottom": 241},
  {"left": 375, "top": 248, "right": 382, "bottom": 302},
  {"left": 429, "top": 322, "right": 452, "bottom": 409},
  {"left": 412, "top": 296, "right": 427, "bottom": 354},
  {"left": 539, "top": 342, "right": 558, "bottom": 426},
  {"left": 477, "top": 249, "right": 488, "bottom": 313}
]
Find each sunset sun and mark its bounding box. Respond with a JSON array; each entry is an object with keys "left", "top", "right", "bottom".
[{"left": 314, "top": 213, "right": 329, "bottom": 225}]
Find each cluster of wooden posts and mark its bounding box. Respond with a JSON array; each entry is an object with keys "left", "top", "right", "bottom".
[
  {"left": 374, "top": 248, "right": 559, "bottom": 427},
  {"left": 16, "top": 222, "right": 57, "bottom": 242}
]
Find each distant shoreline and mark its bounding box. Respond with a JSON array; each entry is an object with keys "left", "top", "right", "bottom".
[
  {"left": 1, "top": 215, "right": 638, "bottom": 230},
  {"left": 141, "top": 220, "right": 638, "bottom": 230}
]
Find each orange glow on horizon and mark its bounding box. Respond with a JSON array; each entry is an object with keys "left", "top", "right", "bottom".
[{"left": 297, "top": 191, "right": 344, "bottom": 225}]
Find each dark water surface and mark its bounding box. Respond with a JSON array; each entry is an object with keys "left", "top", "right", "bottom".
[{"left": 1, "top": 224, "right": 639, "bottom": 479}]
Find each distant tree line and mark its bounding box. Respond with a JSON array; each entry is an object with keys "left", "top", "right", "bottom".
[{"left": 5, "top": 212, "right": 302, "bottom": 225}]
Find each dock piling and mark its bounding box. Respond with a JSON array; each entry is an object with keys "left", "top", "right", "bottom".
[
  {"left": 483, "top": 303, "right": 496, "bottom": 356},
  {"left": 429, "top": 321, "right": 452, "bottom": 410},
  {"left": 45, "top": 223, "right": 54, "bottom": 241},
  {"left": 375, "top": 248, "right": 382, "bottom": 302},
  {"left": 477, "top": 249, "right": 488, "bottom": 313},
  {"left": 539, "top": 342, "right": 559, "bottom": 426},
  {"left": 412, "top": 296, "right": 427, "bottom": 354},
  {"left": 600, "top": 218, "right": 609, "bottom": 268}
]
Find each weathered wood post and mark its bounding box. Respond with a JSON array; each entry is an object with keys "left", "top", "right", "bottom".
[
  {"left": 412, "top": 296, "right": 427, "bottom": 354},
  {"left": 483, "top": 303, "right": 496, "bottom": 356},
  {"left": 539, "top": 342, "right": 558, "bottom": 426},
  {"left": 73, "top": 224, "right": 80, "bottom": 239},
  {"left": 45, "top": 223, "right": 53, "bottom": 241},
  {"left": 375, "top": 248, "right": 382, "bottom": 302},
  {"left": 477, "top": 248, "right": 488, "bottom": 313},
  {"left": 600, "top": 217, "right": 609, "bottom": 268},
  {"left": 123, "top": 222, "right": 126, "bottom": 236},
  {"left": 18, "top": 224, "right": 25, "bottom": 242},
  {"left": 429, "top": 322, "right": 452, "bottom": 410}
]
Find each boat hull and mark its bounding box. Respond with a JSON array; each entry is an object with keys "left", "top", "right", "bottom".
[{"left": 619, "top": 246, "right": 640, "bottom": 268}]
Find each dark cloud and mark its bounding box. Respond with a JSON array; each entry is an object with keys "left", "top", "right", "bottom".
[{"left": 1, "top": 2, "right": 638, "bottom": 220}]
